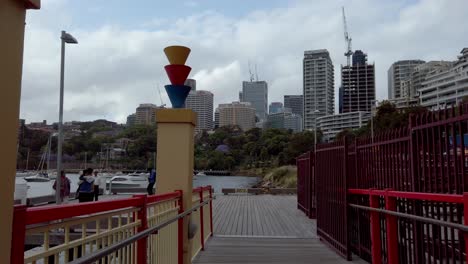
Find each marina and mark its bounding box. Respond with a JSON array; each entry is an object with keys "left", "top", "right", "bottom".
[{"left": 14, "top": 173, "right": 260, "bottom": 206}]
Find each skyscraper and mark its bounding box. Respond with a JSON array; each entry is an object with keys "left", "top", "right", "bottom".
[
  {"left": 388, "top": 60, "right": 425, "bottom": 99},
  {"left": 303, "top": 49, "right": 334, "bottom": 130},
  {"left": 269, "top": 102, "right": 283, "bottom": 114},
  {"left": 185, "top": 90, "right": 214, "bottom": 132},
  {"left": 184, "top": 78, "right": 196, "bottom": 91},
  {"left": 126, "top": 114, "right": 136, "bottom": 126},
  {"left": 284, "top": 95, "right": 303, "bottom": 117},
  {"left": 240, "top": 81, "right": 268, "bottom": 121},
  {"left": 218, "top": 102, "right": 256, "bottom": 131},
  {"left": 341, "top": 50, "right": 376, "bottom": 113},
  {"left": 266, "top": 111, "right": 303, "bottom": 132},
  {"left": 135, "top": 104, "right": 159, "bottom": 125}
]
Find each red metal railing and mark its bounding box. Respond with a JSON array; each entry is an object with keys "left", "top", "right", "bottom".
[
  {"left": 296, "top": 151, "right": 315, "bottom": 218},
  {"left": 11, "top": 186, "right": 214, "bottom": 264},
  {"left": 315, "top": 141, "right": 351, "bottom": 260},
  {"left": 297, "top": 104, "right": 468, "bottom": 262},
  {"left": 349, "top": 189, "right": 468, "bottom": 264}
]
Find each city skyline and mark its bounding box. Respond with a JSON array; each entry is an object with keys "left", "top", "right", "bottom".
[{"left": 19, "top": 1, "right": 468, "bottom": 123}]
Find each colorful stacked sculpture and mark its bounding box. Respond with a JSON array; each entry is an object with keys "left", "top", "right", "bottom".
[{"left": 163, "top": 45, "right": 192, "bottom": 108}]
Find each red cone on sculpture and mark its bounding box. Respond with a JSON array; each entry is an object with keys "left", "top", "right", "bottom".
[{"left": 164, "top": 65, "right": 192, "bottom": 85}]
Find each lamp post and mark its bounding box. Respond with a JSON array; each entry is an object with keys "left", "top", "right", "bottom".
[
  {"left": 56, "top": 30, "right": 78, "bottom": 205},
  {"left": 370, "top": 99, "right": 378, "bottom": 144},
  {"left": 314, "top": 109, "right": 320, "bottom": 153}
]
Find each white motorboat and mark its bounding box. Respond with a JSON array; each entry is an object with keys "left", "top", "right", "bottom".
[
  {"left": 107, "top": 175, "right": 144, "bottom": 194},
  {"left": 16, "top": 171, "right": 36, "bottom": 177},
  {"left": 107, "top": 176, "right": 142, "bottom": 187},
  {"left": 15, "top": 178, "right": 28, "bottom": 204},
  {"left": 24, "top": 173, "right": 50, "bottom": 182},
  {"left": 196, "top": 171, "right": 206, "bottom": 176}
]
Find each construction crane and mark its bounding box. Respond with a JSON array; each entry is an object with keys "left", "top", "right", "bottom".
[
  {"left": 342, "top": 7, "right": 353, "bottom": 66},
  {"left": 157, "top": 83, "right": 166, "bottom": 108}
]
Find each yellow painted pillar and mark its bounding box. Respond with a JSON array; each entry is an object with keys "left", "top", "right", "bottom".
[
  {"left": 0, "top": 0, "right": 40, "bottom": 263},
  {"left": 156, "top": 108, "right": 196, "bottom": 264}
]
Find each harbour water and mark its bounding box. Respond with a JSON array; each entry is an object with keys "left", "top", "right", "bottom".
[{"left": 15, "top": 174, "right": 260, "bottom": 198}]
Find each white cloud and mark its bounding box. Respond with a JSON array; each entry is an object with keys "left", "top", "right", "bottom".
[{"left": 20, "top": 0, "right": 468, "bottom": 123}]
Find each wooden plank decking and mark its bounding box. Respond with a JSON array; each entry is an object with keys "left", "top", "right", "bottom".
[
  {"left": 193, "top": 237, "right": 353, "bottom": 264},
  {"left": 194, "top": 195, "right": 365, "bottom": 263},
  {"left": 212, "top": 195, "right": 316, "bottom": 238}
]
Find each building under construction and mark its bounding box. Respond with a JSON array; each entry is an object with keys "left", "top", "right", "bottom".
[{"left": 340, "top": 50, "right": 376, "bottom": 113}]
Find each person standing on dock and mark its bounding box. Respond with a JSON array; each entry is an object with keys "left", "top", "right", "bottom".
[
  {"left": 77, "top": 168, "right": 95, "bottom": 202},
  {"left": 147, "top": 168, "right": 156, "bottom": 195},
  {"left": 93, "top": 170, "right": 101, "bottom": 201},
  {"left": 52, "top": 171, "right": 71, "bottom": 203}
]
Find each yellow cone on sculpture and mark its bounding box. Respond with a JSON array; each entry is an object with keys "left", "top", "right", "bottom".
[{"left": 164, "top": 45, "right": 191, "bottom": 65}]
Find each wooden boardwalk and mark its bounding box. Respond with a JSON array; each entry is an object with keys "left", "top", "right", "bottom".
[
  {"left": 193, "top": 237, "right": 353, "bottom": 264},
  {"left": 194, "top": 195, "right": 365, "bottom": 263},
  {"left": 212, "top": 195, "right": 316, "bottom": 238}
]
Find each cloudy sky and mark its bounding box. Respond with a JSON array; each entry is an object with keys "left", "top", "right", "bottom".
[{"left": 21, "top": 0, "right": 468, "bottom": 123}]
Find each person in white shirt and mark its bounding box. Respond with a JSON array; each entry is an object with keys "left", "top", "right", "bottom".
[{"left": 93, "top": 170, "right": 101, "bottom": 201}]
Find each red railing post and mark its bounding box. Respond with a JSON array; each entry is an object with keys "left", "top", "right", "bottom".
[
  {"left": 463, "top": 193, "right": 468, "bottom": 264},
  {"left": 10, "top": 205, "right": 27, "bottom": 264},
  {"left": 176, "top": 190, "right": 184, "bottom": 264},
  {"left": 199, "top": 188, "right": 205, "bottom": 250},
  {"left": 385, "top": 190, "right": 399, "bottom": 264},
  {"left": 134, "top": 194, "right": 148, "bottom": 264},
  {"left": 370, "top": 190, "right": 382, "bottom": 264},
  {"left": 209, "top": 185, "right": 213, "bottom": 236}
]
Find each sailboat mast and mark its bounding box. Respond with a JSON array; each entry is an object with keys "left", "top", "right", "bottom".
[
  {"left": 26, "top": 149, "right": 30, "bottom": 170},
  {"left": 47, "top": 136, "right": 52, "bottom": 171}
]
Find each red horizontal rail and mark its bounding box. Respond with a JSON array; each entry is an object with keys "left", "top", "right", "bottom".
[
  {"left": 193, "top": 187, "right": 203, "bottom": 193},
  {"left": 193, "top": 186, "right": 212, "bottom": 193},
  {"left": 147, "top": 191, "right": 181, "bottom": 204},
  {"left": 26, "top": 197, "right": 143, "bottom": 225},
  {"left": 348, "top": 189, "right": 464, "bottom": 204}
]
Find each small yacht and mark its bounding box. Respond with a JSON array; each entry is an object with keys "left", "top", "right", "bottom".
[
  {"left": 107, "top": 176, "right": 143, "bottom": 188},
  {"left": 15, "top": 178, "right": 28, "bottom": 204},
  {"left": 24, "top": 173, "right": 50, "bottom": 182}
]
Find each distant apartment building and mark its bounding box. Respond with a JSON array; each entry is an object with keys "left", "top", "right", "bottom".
[
  {"left": 388, "top": 60, "right": 425, "bottom": 99},
  {"left": 317, "top": 111, "right": 371, "bottom": 142},
  {"left": 184, "top": 78, "right": 196, "bottom": 91},
  {"left": 387, "top": 97, "right": 420, "bottom": 109},
  {"left": 341, "top": 50, "right": 376, "bottom": 113},
  {"left": 303, "top": 49, "right": 334, "bottom": 130},
  {"left": 266, "top": 109, "right": 303, "bottom": 132},
  {"left": 185, "top": 90, "right": 214, "bottom": 132},
  {"left": 217, "top": 102, "right": 256, "bottom": 131},
  {"left": 284, "top": 95, "right": 303, "bottom": 117},
  {"left": 126, "top": 114, "right": 136, "bottom": 126},
  {"left": 240, "top": 81, "right": 268, "bottom": 121},
  {"left": 419, "top": 48, "right": 468, "bottom": 109},
  {"left": 269, "top": 102, "right": 283, "bottom": 114},
  {"left": 214, "top": 109, "right": 220, "bottom": 129},
  {"left": 135, "top": 104, "right": 159, "bottom": 125},
  {"left": 400, "top": 61, "right": 453, "bottom": 99},
  {"left": 28, "top": 120, "right": 47, "bottom": 128}
]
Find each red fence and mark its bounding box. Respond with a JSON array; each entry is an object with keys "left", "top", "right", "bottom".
[
  {"left": 296, "top": 151, "right": 315, "bottom": 218},
  {"left": 297, "top": 104, "right": 468, "bottom": 263},
  {"left": 316, "top": 141, "right": 351, "bottom": 260},
  {"left": 349, "top": 189, "right": 468, "bottom": 264}
]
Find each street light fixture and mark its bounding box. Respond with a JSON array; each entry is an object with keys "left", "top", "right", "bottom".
[
  {"left": 370, "top": 99, "right": 378, "bottom": 144},
  {"left": 314, "top": 109, "right": 320, "bottom": 153},
  {"left": 56, "top": 30, "right": 78, "bottom": 205}
]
